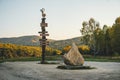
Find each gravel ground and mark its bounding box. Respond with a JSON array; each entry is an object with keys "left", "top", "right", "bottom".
[{"left": 0, "top": 61, "right": 120, "bottom": 80}]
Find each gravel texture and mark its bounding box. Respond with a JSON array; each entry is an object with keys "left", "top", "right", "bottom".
[{"left": 0, "top": 61, "right": 120, "bottom": 80}]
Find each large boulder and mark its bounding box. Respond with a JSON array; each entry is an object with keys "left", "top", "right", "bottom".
[{"left": 63, "top": 43, "right": 84, "bottom": 66}]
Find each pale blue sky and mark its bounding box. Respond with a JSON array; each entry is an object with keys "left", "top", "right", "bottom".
[{"left": 0, "top": 0, "right": 120, "bottom": 40}]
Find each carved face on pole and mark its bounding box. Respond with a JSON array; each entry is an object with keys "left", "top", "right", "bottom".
[{"left": 41, "top": 8, "right": 46, "bottom": 18}]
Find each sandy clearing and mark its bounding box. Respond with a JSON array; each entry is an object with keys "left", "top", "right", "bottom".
[{"left": 0, "top": 61, "right": 120, "bottom": 80}]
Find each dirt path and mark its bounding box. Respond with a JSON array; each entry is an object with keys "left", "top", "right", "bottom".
[{"left": 0, "top": 61, "right": 120, "bottom": 80}]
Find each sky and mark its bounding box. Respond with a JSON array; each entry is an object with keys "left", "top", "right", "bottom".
[{"left": 0, "top": 0, "right": 120, "bottom": 40}]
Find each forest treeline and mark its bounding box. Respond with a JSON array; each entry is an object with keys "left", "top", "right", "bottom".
[
  {"left": 0, "top": 43, "right": 61, "bottom": 59},
  {"left": 80, "top": 16, "right": 120, "bottom": 56}
]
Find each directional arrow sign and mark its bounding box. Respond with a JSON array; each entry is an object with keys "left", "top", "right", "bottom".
[
  {"left": 40, "top": 43, "right": 49, "bottom": 45},
  {"left": 40, "top": 23, "right": 48, "bottom": 27},
  {"left": 40, "top": 41, "right": 49, "bottom": 43},
  {"left": 39, "top": 39, "right": 47, "bottom": 41},
  {"left": 40, "top": 34, "right": 49, "bottom": 36},
  {"left": 38, "top": 31, "right": 48, "bottom": 34},
  {"left": 40, "top": 41, "right": 49, "bottom": 45}
]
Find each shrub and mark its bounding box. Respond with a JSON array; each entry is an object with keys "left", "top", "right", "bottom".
[{"left": 78, "top": 45, "right": 90, "bottom": 55}]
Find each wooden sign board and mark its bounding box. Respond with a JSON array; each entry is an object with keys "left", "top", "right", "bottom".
[
  {"left": 40, "top": 34, "right": 49, "bottom": 36},
  {"left": 40, "top": 41, "right": 49, "bottom": 45},
  {"left": 40, "top": 43, "right": 49, "bottom": 45},
  {"left": 40, "top": 23, "right": 48, "bottom": 27},
  {"left": 40, "top": 41, "right": 49, "bottom": 44},
  {"left": 38, "top": 31, "right": 48, "bottom": 34},
  {"left": 39, "top": 39, "right": 47, "bottom": 41}
]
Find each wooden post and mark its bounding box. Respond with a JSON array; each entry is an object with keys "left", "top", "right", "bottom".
[{"left": 38, "top": 8, "right": 49, "bottom": 64}]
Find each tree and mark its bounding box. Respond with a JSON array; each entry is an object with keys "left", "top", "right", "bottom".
[
  {"left": 80, "top": 18, "right": 100, "bottom": 55},
  {"left": 93, "top": 28, "right": 103, "bottom": 55},
  {"left": 111, "top": 17, "right": 120, "bottom": 54},
  {"left": 103, "top": 26, "right": 113, "bottom": 56},
  {"left": 115, "top": 16, "right": 120, "bottom": 24}
]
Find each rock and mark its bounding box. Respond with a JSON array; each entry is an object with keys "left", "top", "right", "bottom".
[{"left": 63, "top": 43, "right": 84, "bottom": 66}]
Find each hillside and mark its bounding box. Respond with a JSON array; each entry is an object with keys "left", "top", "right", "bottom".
[
  {"left": 49, "top": 37, "right": 83, "bottom": 49},
  {"left": 0, "top": 35, "right": 83, "bottom": 49},
  {"left": 0, "top": 35, "right": 55, "bottom": 46}
]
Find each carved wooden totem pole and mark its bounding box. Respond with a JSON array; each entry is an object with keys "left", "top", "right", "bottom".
[{"left": 38, "top": 8, "right": 49, "bottom": 64}]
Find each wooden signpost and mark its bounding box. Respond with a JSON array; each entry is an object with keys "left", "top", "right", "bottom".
[
  {"left": 40, "top": 34, "right": 49, "bottom": 36},
  {"left": 38, "top": 8, "right": 49, "bottom": 64}
]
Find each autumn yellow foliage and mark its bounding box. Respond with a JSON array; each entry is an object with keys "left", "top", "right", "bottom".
[
  {"left": 63, "top": 46, "right": 71, "bottom": 53},
  {"left": 78, "top": 45, "right": 90, "bottom": 54},
  {"left": 0, "top": 43, "right": 61, "bottom": 59},
  {"left": 78, "top": 45, "right": 90, "bottom": 51},
  {"left": 62, "top": 45, "right": 90, "bottom": 54}
]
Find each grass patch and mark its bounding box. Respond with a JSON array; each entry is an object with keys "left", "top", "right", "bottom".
[
  {"left": 0, "top": 60, "right": 4, "bottom": 63},
  {"left": 0, "top": 55, "right": 62, "bottom": 63},
  {"left": 84, "top": 56, "right": 120, "bottom": 62},
  {"left": 0, "top": 55, "right": 120, "bottom": 63},
  {"left": 88, "top": 59, "right": 120, "bottom": 62},
  {"left": 0, "top": 57, "right": 40, "bottom": 63}
]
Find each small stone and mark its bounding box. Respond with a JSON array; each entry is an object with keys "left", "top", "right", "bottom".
[{"left": 63, "top": 43, "right": 84, "bottom": 66}]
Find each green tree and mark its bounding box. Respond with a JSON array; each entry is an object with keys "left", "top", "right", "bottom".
[
  {"left": 80, "top": 18, "right": 100, "bottom": 55},
  {"left": 104, "top": 27, "right": 113, "bottom": 56},
  {"left": 93, "top": 28, "right": 103, "bottom": 55},
  {"left": 111, "top": 17, "right": 120, "bottom": 55}
]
